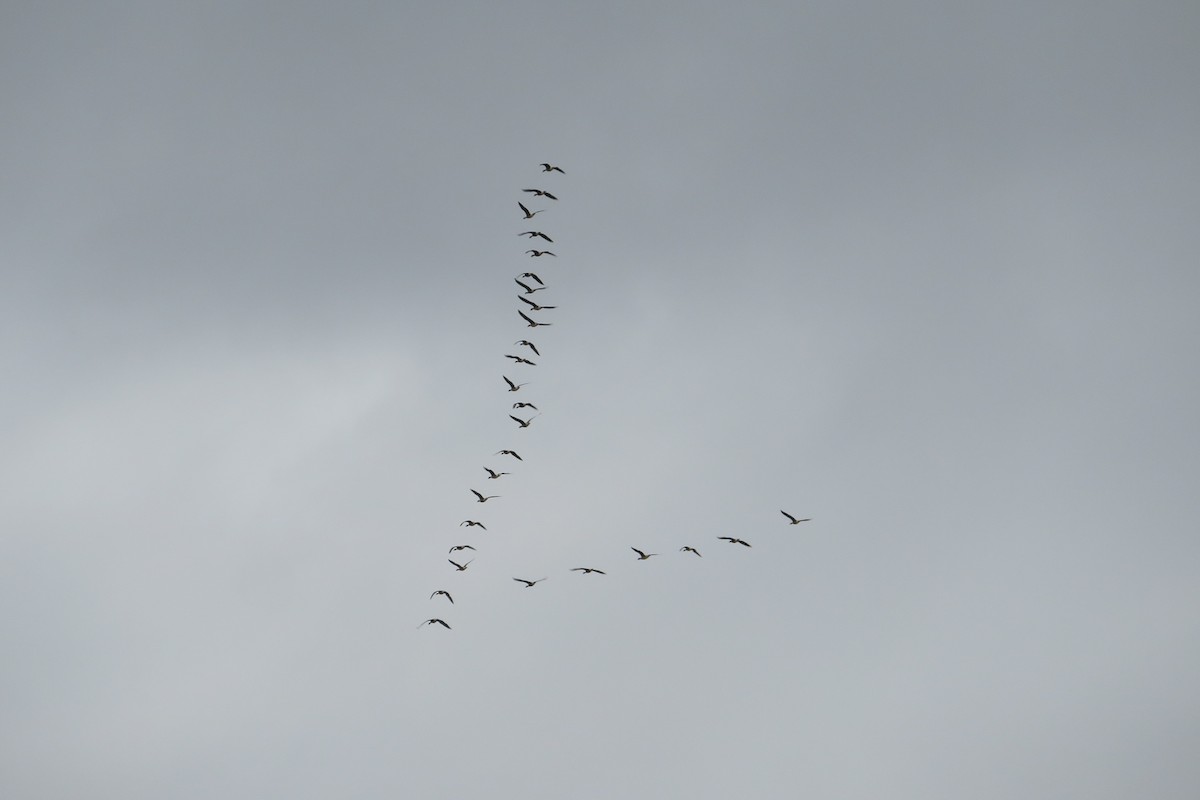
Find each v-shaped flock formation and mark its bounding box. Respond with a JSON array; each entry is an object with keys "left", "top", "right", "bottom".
[{"left": 421, "top": 162, "right": 813, "bottom": 631}]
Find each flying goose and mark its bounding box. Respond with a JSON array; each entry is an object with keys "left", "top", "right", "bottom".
[
  {"left": 460, "top": 519, "right": 487, "bottom": 530},
  {"left": 505, "top": 354, "right": 537, "bottom": 366},
  {"left": 448, "top": 558, "right": 474, "bottom": 572},
  {"left": 718, "top": 536, "right": 752, "bottom": 548},
  {"left": 540, "top": 163, "right": 565, "bottom": 173},
  {"left": 515, "top": 278, "right": 547, "bottom": 294},
  {"left": 483, "top": 467, "right": 509, "bottom": 479},
  {"left": 525, "top": 250, "right": 555, "bottom": 257},
  {"left": 517, "top": 295, "right": 556, "bottom": 312},
  {"left": 680, "top": 546, "right": 702, "bottom": 557},
  {"left": 429, "top": 590, "right": 454, "bottom": 603},
  {"left": 514, "top": 339, "right": 541, "bottom": 355},
  {"left": 518, "top": 272, "right": 544, "bottom": 284},
  {"left": 512, "top": 401, "right": 538, "bottom": 410},
  {"left": 503, "top": 376, "right": 528, "bottom": 391},
  {"left": 523, "top": 188, "right": 558, "bottom": 200},
  {"left": 419, "top": 618, "right": 451, "bottom": 629},
  {"left": 509, "top": 414, "right": 537, "bottom": 428},
  {"left": 631, "top": 548, "right": 658, "bottom": 560},
  {"left": 495, "top": 449, "right": 523, "bottom": 460},
  {"left": 513, "top": 577, "right": 547, "bottom": 588},
  {"left": 448, "top": 545, "right": 476, "bottom": 554},
  {"left": 571, "top": 567, "right": 606, "bottom": 575},
  {"left": 518, "top": 202, "right": 545, "bottom": 219},
  {"left": 781, "top": 510, "right": 812, "bottom": 525},
  {"left": 470, "top": 489, "right": 499, "bottom": 502},
  {"left": 519, "top": 310, "right": 552, "bottom": 327},
  {"left": 519, "top": 231, "right": 554, "bottom": 242}
]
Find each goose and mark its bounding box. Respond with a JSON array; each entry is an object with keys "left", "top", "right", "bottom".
[
  {"left": 680, "top": 546, "right": 702, "bottom": 557},
  {"left": 460, "top": 519, "right": 487, "bottom": 530},
  {"left": 718, "top": 536, "right": 752, "bottom": 548},
  {"left": 495, "top": 449, "right": 523, "bottom": 460},
  {"left": 514, "top": 339, "right": 541, "bottom": 355},
  {"left": 448, "top": 558, "right": 474, "bottom": 572},
  {"left": 523, "top": 188, "right": 558, "bottom": 200},
  {"left": 429, "top": 590, "right": 454, "bottom": 604},
  {"left": 519, "top": 231, "right": 554, "bottom": 242},
  {"left": 509, "top": 414, "right": 536, "bottom": 428},
  {"left": 571, "top": 567, "right": 606, "bottom": 575},
  {"left": 517, "top": 295, "right": 557, "bottom": 312},
  {"left": 519, "top": 310, "right": 552, "bottom": 328},
  {"left": 525, "top": 250, "right": 556, "bottom": 257},
  {"left": 505, "top": 354, "right": 537, "bottom": 366},
  {"left": 781, "top": 510, "right": 812, "bottom": 525},
  {"left": 503, "top": 375, "right": 528, "bottom": 391},
  {"left": 631, "top": 548, "right": 658, "bottom": 560},
  {"left": 419, "top": 618, "right": 451, "bottom": 629},
  {"left": 540, "top": 163, "right": 565, "bottom": 173},
  {"left": 518, "top": 272, "right": 544, "bottom": 284},
  {"left": 483, "top": 467, "right": 509, "bottom": 479},
  {"left": 513, "top": 577, "right": 547, "bottom": 588},
  {"left": 470, "top": 489, "right": 499, "bottom": 502},
  {"left": 515, "top": 278, "right": 547, "bottom": 294},
  {"left": 512, "top": 401, "right": 538, "bottom": 410},
  {"left": 518, "top": 202, "right": 545, "bottom": 219},
  {"left": 448, "top": 545, "right": 476, "bottom": 554}
]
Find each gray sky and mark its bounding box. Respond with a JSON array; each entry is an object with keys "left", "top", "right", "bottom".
[{"left": 2, "top": 2, "right": 1198, "bottom": 798}]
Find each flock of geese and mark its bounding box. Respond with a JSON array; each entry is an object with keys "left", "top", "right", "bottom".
[{"left": 420, "top": 162, "right": 811, "bottom": 631}]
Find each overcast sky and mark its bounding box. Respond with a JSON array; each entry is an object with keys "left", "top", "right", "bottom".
[{"left": 2, "top": 2, "right": 1198, "bottom": 798}]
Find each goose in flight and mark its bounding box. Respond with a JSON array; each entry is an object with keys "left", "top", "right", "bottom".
[
  {"left": 523, "top": 188, "right": 558, "bottom": 200},
  {"left": 429, "top": 590, "right": 454, "bottom": 603},
  {"left": 495, "top": 449, "right": 523, "bottom": 460},
  {"left": 513, "top": 577, "right": 547, "bottom": 588},
  {"left": 505, "top": 354, "right": 537, "bottom": 366},
  {"left": 571, "top": 567, "right": 606, "bottom": 575},
  {"left": 471, "top": 489, "right": 499, "bottom": 502},
  {"left": 514, "top": 339, "right": 541, "bottom": 355},
  {"left": 525, "top": 250, "right": 555, "bottom": 257},
  {"left": 460, "top": 519, "right": 487, "bottom": 530},
  {"left": 540, "top": 163, "right": 565, "bottom": 173},
  {"left": 419, "top": 618, "right": 451, "bottom": 629},
  {"left": 448, "top": 558, "right": 474, "bottom": 571},
  {"left": 519, "top": 310, "right": 552, "bottom": 328},
  {"left": 518, "top": 202, "right": 545, "bottom": 219},
  {"left": 512, "top": 401, "right": 538, "bottom": 410},
  {"left": 518, "top": 272, "right": 544, "bottom": 284},
  {"left": 509, "top": 414, "right": 536, "bottom": 428},
  {"left": 781, "top": 510, "right": 812, "bottom": 525},
  {"left": 718, "top": 536, "right": 752, "bottom": 548},
  {"left": 483, "top": 467, "right": 509, "bottom": 480},
  {"left": 515, "top": 278, "right": 547, "bottom": 294},
  {"left": 503, "top": 375, "right": 528, "bottom": 391},
  {"left": 448, "top": 545, "right": 476, "bottom": 554},
  {"left": 680, "top": 546, "right": 702, "bottom": 557},
  {"left": 519, "top": 231, "right": 554, "bottom": 243},
  {"left": 631, "top": 548, "right": 658, "bottom": 560},
  {"left": 517, "top": 295, "right": 557, "bottom": 312}
]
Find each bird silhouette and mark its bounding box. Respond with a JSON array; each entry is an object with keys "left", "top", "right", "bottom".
[
  {"left": 517, "top": 295, "right": 557, "bottom": 312},
  {"left": 515, "top": 278, "right": 547, "bottom": 294},
  {"left": 448, "top": 558, "right": 474, "bottom": 572},
  {"left": 631, "top": 548, "right": 658, "bottom": 560},
  {"left": 519, "top": 231, "right": 554, "bottom": 242},
  {"left": 718, "top": 536, "right": 752, "bottom": 547},
  {"left": 781, "top": 510, "right": 812, "bottom": 525},
  {"left": 513, "top": 577, "right": 547, "bottom": 588},
  {"left": 512, "top": 401, "right": 538, "bottom": 410},
  {"left": 460, "top": 519, "right": 487, "bottom": 530},
  {"left": 483, "top": 467, "right": 509, "bottom": 479},
  {"left": 518, "top": 202, "right": 545, "bottom": 219},
  {"left": 540, "top": 163, "right": 565, "bottom": 173},
  {"left": 525, "top": 250, "right": 555, "bottom": 257},
  {"left": 571, "top": 567, "right": 606, "bottom": 575},
  {"left": 471, "top": 489, "right": 499, "bottom": 502},
  {"left": 419, "top": 618, "right": 451, "bottom": 629},
  {"left": 514, "top": 339, "right": 541, "bottom": 356},
  {"left": 495, "top": 449, "right": 523, "bottom": 460},
  {"left": 448, "top": 545, "right": 476, "bottom": 554},
  {"left": 503, "top": 375, "right": 528, "bottom": 391},
  {"left": 509, "top": 414, "right": 536, "bottom": 428},
  {"left": 519, "top": 310, "right": 552, "bottom": 327},
  {"left": 523, "top": 188, "right": 558, "bottom": 200},
  {"left": 680, "top": 546, "right": 702, "bottom": 557},
  {"left": 505, "top": 354, "right": 537, "bottom": 366},
  {"left": 429, "top": 590, "right": 454, "bottom": 603}
]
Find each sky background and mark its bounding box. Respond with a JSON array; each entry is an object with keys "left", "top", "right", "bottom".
[{"left": 2, "top": 2, "right": 1199, "bottom": 798}]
